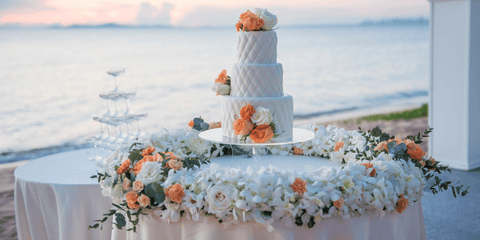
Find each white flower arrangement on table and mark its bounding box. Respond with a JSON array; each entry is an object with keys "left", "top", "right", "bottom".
[{"left": 89, "top": 123, "right": 469, "bottom": 233}]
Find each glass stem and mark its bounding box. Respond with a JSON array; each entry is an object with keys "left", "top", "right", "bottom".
[
  {"left": 137, "top": 120, "right": 142, "bottom": 133},
  {"left": 114, "top": 77, "right": 118, "bottom": 92}
]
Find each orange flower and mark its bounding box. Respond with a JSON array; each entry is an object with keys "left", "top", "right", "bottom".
[
  {"left": 429, "top": 157, "right": 436, "bottom": 165},
  {"left": 404, "top": 139, "right": 425, "bottom": 161},
  {"left": 133, "top": 180, "right": 144, "bottom": 192},
  {"left": 373, "top": 141, "right": 389, "bottom": 152},
  {"left": 396, "top": 194, "right": 409, "bottom": 213},
  {"left": 126, "top": 191, "right": 140, "bottom": 210},
  {"left": 360, "top": 163, "right": 376, "bottom": 177},
  {"left": 291, "top": 177, "right": 307, "bottom": 195},
  {"left": 209, "top": 121, "right": 221, "bottom": 129},
  {"left": 138, "top": 195, "right": 151, "bottom": 208},
  {"left": 162, "top": 152, "right": 177, "bottom": 161},
  {"left": 240, "top": 104, "right": 256, "bottom": 121},
  {"left": 233, "top": 119, "right": 254, "bottom": 136},
  {"left": 243, "top": 17, "right": 264, "bottom": 31},
  {"left": 293, "top": 147, "right": 303, "bottom": 155},
  {"left": 165, "top": 184, "right": 185, "bottom": 204},
  {"left": 419, "top": 160, "right": 426, "bottom": 167},
  {"left": 188, "top": 119, "right": 194, "bottom": 128},
  {"left": 250, "top": 124, "right": 274, "bottom": 143},
  {"left": 165, "top": 159, "right": 183, "bottom": 171},
  {"left": 334, "top": 197, "right": 345, "bottom": 208},
  {"left": 239, "top": 10, "right": 257, "bottom": 21},
  {"left": 142, "top": 147, "right": 156, "bottom": 156},
  {"left": 334, "top": 141, "right": 344, "bottom": 152},
  {"left": 117, "top": 159, "right": 131, "bottom": 175},
  {"left": 388, "top": 138, "right": 403, "bottom": 145},
  {"left": 314, "top": 127, "right": 318, "bottom": 132},
  {"left": 215, "top": 69, "right": 228, "bottom": 84},
  {"left": 235, "top": 21, "right": 243, "bottom": 32}
]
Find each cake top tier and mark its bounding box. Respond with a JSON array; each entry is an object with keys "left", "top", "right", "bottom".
[{"left": 236, "top": 31, "right": 277, "bottom": 64}]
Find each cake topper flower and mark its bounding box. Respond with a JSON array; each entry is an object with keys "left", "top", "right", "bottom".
[
  {"left": 212, "top": 69, "right": 231, "bottom": 96},
  {"left": 235, "top": 8, "right": 278, "bottom": 32}
]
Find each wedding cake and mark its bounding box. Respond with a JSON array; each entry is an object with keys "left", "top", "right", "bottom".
[{"left": 212, "top": 9, "right": 293, "bottom": 143}]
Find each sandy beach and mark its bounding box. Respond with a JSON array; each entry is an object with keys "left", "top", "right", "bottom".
[{"left": 0, "top": 112, "right": 431, "bottom": 239}]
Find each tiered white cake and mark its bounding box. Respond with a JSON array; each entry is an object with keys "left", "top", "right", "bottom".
[{"left": 221, "top": 31, "right": 294, "bottom": 142}]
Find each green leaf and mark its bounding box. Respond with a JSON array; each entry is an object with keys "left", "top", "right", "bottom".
[
  {"left": 155, "top": 192, "right": 166, "bottom": 204},
  {"left": 115, "top": 213, "right": 126, "bottom": 227}
]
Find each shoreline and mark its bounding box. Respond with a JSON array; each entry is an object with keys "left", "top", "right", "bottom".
[{"left": 0, "top": 102, "right": 428, "bottom": 166}]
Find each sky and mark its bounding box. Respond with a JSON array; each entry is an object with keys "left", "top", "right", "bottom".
[{"left": 0, "top": 0, "right": 430, "bottom": 27}]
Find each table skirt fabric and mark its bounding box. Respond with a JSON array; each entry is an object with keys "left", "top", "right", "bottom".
[
  {"left": 14, "top": 149, "right": 113, "bottom": 240},
  {"left": 112, "top": 201, "right": 427, "bottom": 240}
]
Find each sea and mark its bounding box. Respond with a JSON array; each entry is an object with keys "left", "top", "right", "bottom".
[{"left": 0, "top": 25, "right": 429, "bottom": 163}]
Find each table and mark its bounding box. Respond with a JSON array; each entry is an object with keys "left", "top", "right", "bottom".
[
  {"left": 112, "top": 155, "right": 428, "bottom": 240},
  {"left": 14, "top": 148, "right": 113, "bottom": 240}
]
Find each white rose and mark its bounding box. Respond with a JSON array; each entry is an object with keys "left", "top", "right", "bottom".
[
  {"left": 251, "top": 107, "right": 273, "bottom": 125},
  {"left": 253, "top": 8, "right": 278, "bottom": 30},
  {"left": 137, "top": 161, "right": 164, "bottom": 185},
  {"left": 187, "top": 132, "right": 210, "bottom": 154},
  {"left": 211, "top": 82, "right": 230, "bottom": 95},
  {"left": 206, "top": 185, "right": 238, "bottom": 216}
]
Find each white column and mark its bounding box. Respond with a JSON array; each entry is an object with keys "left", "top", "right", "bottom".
[{"left": 429, "top": 0, "right": 480, "bottom": 170}]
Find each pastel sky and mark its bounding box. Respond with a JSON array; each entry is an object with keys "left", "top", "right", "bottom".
[{"left": 0, "top": 0, "right": 430, "bottom": 26}]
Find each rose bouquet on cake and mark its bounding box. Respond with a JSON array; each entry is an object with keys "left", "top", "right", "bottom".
[
  {"left": 235, "top": 8, "right": 278, "bottom": 32},
  {"left": 212, "top": 69, "right": 231, "bottom": 96},
  {"left": 233, "top": 104, "right": 282, "bottom": 143}
]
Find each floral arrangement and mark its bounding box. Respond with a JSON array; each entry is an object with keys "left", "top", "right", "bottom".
[
  {"left": 233, "top": 104, "right": 281, "bottom": 143},
  {"left": 89, "top": 124, "right": 468, "bottom": 233},
  {"left": 188, "top": 116, "right": 221, "bottom": 132},
  {"left": 211, "top": 69, "right": 231, "bottom": 96},
  {"left": 236, "top": 8, "right": 278, "bottom": 32}
]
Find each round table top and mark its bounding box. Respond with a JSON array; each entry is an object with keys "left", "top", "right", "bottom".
[{"left": 14, "top": 148, "right": 100, "bottom": 185}]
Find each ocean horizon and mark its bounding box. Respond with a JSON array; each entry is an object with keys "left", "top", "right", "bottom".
[{"left": 0, "top": 25, "right": 429, "bottom": 163}]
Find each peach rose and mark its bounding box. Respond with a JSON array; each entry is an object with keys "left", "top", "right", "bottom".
[
  {"left": 360, "top": 163, "right": 376, "bottom": 177},
  {"left": 250, "top": 124, "right": 274, "bottom": 143},
  {"left": 293, "top": 147, "right": 303, "bottom": 155},
  {"left": 373, "top": 141, "right": 389, "bottom": 152},
  {"left": 209, "top": 121, "right": 221, "bottom": 129},
  {"left": 243, "top": 17, "right": 264, "bottom": 31},
  {"left": 215, "top": 69, "right": 228, "bottom": 84},
  {"left": 404, "top": 139, "right": 425, "bottom": 161},
  {"left": 419, "top": 160, "right": 426, "bottom": 167},
  {"left": 126, "top": 191, "right": 140, "bottom": 210},
  {"left": 163, "top": 152, "right": 177, "bottom": 161},
  {"left": 133, "top": 180, "right": 144, "bottom": 192},
  {"left": 235, "top": 21, "right": 243, "bottom": 32},
  {"left": 334, "top": 197, "right": 345, "bottom": 208},
  {"left": 138, "top": 195, "right": 151, "bottom": 208},
  {"left": 388, "top": 138, "right": 403, "bottom": 145},
  {"left": 188, "top": 119, "right": 194, "bottom": 128},
  {"left": 334, "top": 141, "right": 344, "bottom": 152},
  {"left": 396, "top": 194, "right": 409, "bottom": 214},
  {"left": 429, "top": 157, "right": 436, "bottom": 165},
  {"left": 117, "top": 159, "right": 131, "bottom": 175},
  {"left": 133, "top": 153, "right": 164, "bottom": 175},
  {"left": 165, "top": 184, "right": 185, "bottom": 204},
  {"left": 233, "top": 119, "right": 254, "bottom": 136},
  {"left": 240, "top": 104, "right": 256, "bottom": 121},
  {"left": 291, "top": 177, "right": 307, "bottom": 195},
  {"left": 165, "top": 159, "right": 183, "bottom": 171},
  {"left": 314, "top": 127, "right": 318, "bottom": 132},
  {"left": 239, "top": 10, "right": 257, "bottom": 21},
  {"left": 142, "top": 147, "right": 156, "bottom": 156},
  {"left": 122, "top": 178, "right": 131, "bottom": 191}
]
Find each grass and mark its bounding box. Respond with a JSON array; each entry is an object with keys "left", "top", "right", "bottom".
[{"left": 352, "top": 104, "right": 428, "bottom": 124}]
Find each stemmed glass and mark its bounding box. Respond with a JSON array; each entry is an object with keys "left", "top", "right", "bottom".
[
  {"left": 127, "top": 113, "right": 148, "bottom": 137},
  {"left": 106, "top": 68, "right": 125, "bottom": 92},
  {"left": 119, "top": 90, "right": 136, "bottom": 115},
  {"left": 85, "top": 136, "right": 103, "bottom": 161}
]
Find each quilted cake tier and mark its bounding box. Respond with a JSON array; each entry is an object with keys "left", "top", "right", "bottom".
[
  {"left": 236, "top": 31, "right": 277, "bottom": 64},
  {"left": 221, "top": 94, "right": 293, "bottom": 142},
  {"left": 231, "top": 63, "right": 283, "bottom": 98}
]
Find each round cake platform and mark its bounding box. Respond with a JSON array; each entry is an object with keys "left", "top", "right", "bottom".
[{"left": 206, "top": 155, "right": 342, "bottom": 172}]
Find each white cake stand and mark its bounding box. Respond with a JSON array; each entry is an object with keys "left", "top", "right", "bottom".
[{"left": 199, "top": 128, "right": 315, "bottom": 157}]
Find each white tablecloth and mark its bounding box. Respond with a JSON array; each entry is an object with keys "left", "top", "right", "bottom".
[
  {"left": 14, "top": 148, "right": 113, "bottom": 240},
  {"left": 112, "top": 155, "right": 427, "bottom": 240}
]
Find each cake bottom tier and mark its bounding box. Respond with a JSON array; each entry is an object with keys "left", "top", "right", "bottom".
[{"left": 221, "top": 94, "right": 293, "bottom": 142}]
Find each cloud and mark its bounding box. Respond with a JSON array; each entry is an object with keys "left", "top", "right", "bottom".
[{"left": 134, "top": 1, "right": 174, "bottom": 26}]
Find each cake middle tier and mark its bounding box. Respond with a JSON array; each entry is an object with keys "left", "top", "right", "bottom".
[
  {"left": 221, "top": 94, "right": 294, "bottom": 142},
  {"left": 231, "top": 63, "right": 283, "bottom": 98}
]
